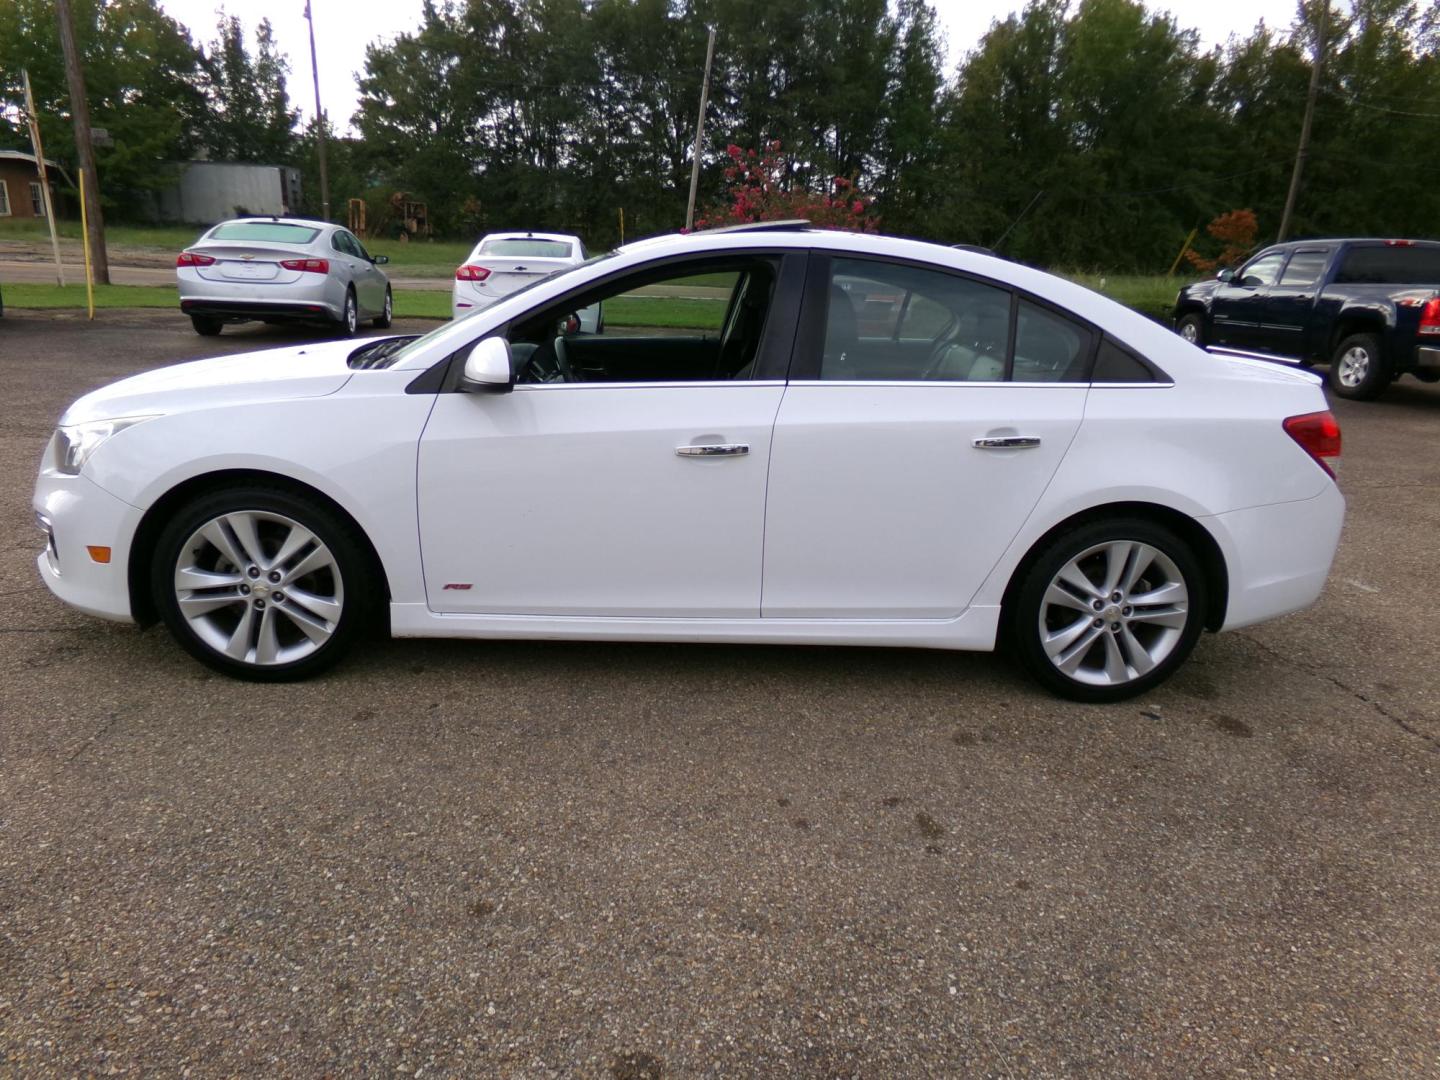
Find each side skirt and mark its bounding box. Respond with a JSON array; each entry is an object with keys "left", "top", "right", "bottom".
[{"left": 388, "top": 603, "right": 1003, "bottom": 652}]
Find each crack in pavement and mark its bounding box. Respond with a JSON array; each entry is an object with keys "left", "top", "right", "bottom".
[{"left": 1236, "top": 630, "right": 1439, "bottom": 751}]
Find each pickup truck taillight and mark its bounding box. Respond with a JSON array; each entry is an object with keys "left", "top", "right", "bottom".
[
  {"left": 1284, "top": 411, "right": 1341, "bottom": 479},
  {"left": 1419, "top": 297, "right": 1440, "bottom": 336}
]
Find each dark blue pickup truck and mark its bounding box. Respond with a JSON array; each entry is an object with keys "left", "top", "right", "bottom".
[{"left": 1173, "top": 239, "right": 1440, "bottom": 400}]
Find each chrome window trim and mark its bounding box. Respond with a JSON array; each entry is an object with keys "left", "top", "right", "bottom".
[{"left": 512, "top": 380, "right": 787, "bottom": 391}]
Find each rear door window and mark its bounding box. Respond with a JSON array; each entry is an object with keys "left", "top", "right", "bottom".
[
  {"left": 820, "top": 258, "right": 1011, "bottom": 381},
  {"left": 1012, "top": 301, "right": 1091, "bottom": 382},
  {"left": 1279, "top": 249, "right": 1330, "bottom": 286}
]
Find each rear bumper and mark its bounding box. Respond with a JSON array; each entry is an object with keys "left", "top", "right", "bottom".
[
  {"left": 1212, "top": 482, "right": 1345, "bottom": 631},
  {"left": 1414, "top": 345, "right": 1440, "bottom": 372},
  {"left": 180, "top": 298, "right": 341, "bottom": 323}
]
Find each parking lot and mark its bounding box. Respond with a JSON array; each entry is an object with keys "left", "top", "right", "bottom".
[{"left": 1, "top": 308, "right": 1438, "bottom": 1076}]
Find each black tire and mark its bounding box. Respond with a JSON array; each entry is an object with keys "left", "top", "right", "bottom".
[
  {"left": 150, "top": 485, "right": 376, "bottom": 682},
  {"left": 1328, "top": 332, "right": 1390, "bottom": 400},
  {"left": 191, "top": 315, "right": 223, "bottom": 336},
  {"left": 336, "top": 288, "right": 359, "bottom": 337},
  {"left": 1175, "top": 312, "right": 1205, "bottom": 347},
  {"left": 373, "top": 287, "right": 393, "bottom": 329},
  {"left": 1008, "top": 517, "right": 1208, "bottom": 703}
]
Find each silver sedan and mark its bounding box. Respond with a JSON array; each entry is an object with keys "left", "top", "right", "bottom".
[{"left": 176, "top": 217, "right": 393, "bottom": 337}]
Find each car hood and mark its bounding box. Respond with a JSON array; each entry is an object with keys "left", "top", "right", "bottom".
[
  {"left": 1179, "top": 278, "right": 1220, "bottom": 301},
  {"left": 59, "top": 339, "right": 361, "bottom": 425}
]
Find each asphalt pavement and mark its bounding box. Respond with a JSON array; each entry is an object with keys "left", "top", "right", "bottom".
[{"left": 1, "top": 309, "right": 1438, "bottom": 1077}]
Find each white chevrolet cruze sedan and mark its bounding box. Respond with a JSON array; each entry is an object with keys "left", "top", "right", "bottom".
[
  {"left": 452, "top": 231, "right": 600, "bottom": 331},
  {"left": 34, "top": 225, "right": 1344, "bottom": 701}
]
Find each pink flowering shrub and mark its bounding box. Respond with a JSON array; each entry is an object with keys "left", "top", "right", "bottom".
[{"left": 693, "top": 142, "right": 879, "bottom": 233}]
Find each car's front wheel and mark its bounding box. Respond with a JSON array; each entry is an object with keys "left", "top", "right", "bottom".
[
  {"left": 1176, "top": 312, "right": 1205, "bottom": 346},
  {"left": 151, "top": 486, "right": 374, "bottom": 681},
  {"left": 374, "top": 287, "right": 393, "bottom": 329},
  {"left": 1009, "top": 518, "right": 1207, "bottom": 702}
]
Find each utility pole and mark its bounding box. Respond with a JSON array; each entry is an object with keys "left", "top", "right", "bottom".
[
  {"left": 21, "top": 69, "right": 65, "bottom": 285},
  {"left": 304, "top": 0, "right": 331, "bottom": 221},
  {"left": 684, "top": 28, "right": 717, "bottom": 232},
  {"left": 1278, "top": 0, "right": 1329, "bottom": 242},
  {"left": 54, "top": 0, "right": 109, "bottom": 284}
]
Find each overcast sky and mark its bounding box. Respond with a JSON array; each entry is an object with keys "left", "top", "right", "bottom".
[{"left": 157, "top": 0, "right": 1304, "bottom": 133}]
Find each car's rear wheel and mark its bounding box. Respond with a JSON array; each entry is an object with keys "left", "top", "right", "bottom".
[
  {"left": 1328, "top": 332, "right": 1390, "bottom": 400},
  {"left": 151, "top": 486, "right": 374, "bottom": 681},
  {"left": 373, "top": 287, "right": 393, "bottom": 329},
  {"left": 191, "top": 315, "right": 223, "bottom": 336},
  {"left": 1176, "top": 312, "right": 1205, "bottom": 346},
  {"left": 1010, "top": 518, "right": 1207, "bottom": 702},
  {"left": 336, "top": 288, "right": 359, "bottom": 337}
]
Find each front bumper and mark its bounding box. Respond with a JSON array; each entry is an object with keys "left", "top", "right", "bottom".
[{"left": 33, "top": 469, "right": 143, "bottom": 623}]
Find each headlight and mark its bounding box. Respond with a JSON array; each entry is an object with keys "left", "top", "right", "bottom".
[{"left": 52, "top": 416, "right": 157, "bottom": 476}]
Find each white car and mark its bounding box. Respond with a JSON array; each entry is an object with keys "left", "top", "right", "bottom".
[
  {"left": 34, "top": 225, "right": 1344, "bottom": 701},
  {"left": 452, "top": 231, "right": 600, "bottom": 331},
  {"left": 177, "top": 217, "right": 392, "bottom": 336}
]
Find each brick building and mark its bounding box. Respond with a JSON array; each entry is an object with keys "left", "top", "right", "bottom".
[{"left": 0, "top": 150, "right": 72, "bottom": 221}]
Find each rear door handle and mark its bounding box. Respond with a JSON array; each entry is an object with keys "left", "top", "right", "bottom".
[
  {"left": 973, "top": 436, "right": 1041, "bottom": 449},
  {"left": 676, "top": 443, "right": 749, "bottom": 457}
]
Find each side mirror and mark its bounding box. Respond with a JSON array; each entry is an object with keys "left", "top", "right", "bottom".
[
  {"left": 1217, "top": 268, "right": 1235, "bottom": 283},
  {"left": 373, "top": 254, "right": 390, "bottom": 265},
  {"left": 460, "top": 337, "right": 514, "bottom": 394}
]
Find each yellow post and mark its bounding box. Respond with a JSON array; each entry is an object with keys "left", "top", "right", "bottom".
[
  {"left": 618, "top": 207, "right": 625, "bottom": 245},
  {"left": 1168, "top": 226, "right": 1199, "bottom": 277},
  {"left": 79, "top": 167, "right": 95, "bottom": 319}
]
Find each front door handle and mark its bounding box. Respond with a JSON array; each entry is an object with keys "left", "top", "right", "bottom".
[
  {"left": 676, "top": 443, "right": 749, "bottom": 457},
  {"left": 973, "top": 436, "right": 1041, "bottom": 449}
]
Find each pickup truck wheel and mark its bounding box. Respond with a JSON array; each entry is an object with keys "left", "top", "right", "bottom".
[
  {"left": 1328, "top": 332, "right": 1391, "bottom": 400},
  {"left": 1176, "top": 313, "right": 1205, "bottom": 346}
]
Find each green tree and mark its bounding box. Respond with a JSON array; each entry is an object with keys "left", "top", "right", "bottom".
[
  {"left": 0, "top": 0, "right": 208, "bottom": 216},
  {"left": 199, "top": 14, "right": 299, "bottom": 164}
]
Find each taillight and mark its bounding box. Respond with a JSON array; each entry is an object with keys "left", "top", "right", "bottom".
[
  {"left": 1419, "top": 297, "right": 1440, "bottom": 336},
  {"left": 280, "top": 258, "right": 329, "bottom": 274},
  {"left": 456, "top": 264, "right": 491, "bottom": 282},
  {"left": 1283, "top": 410, "right": 1341, "bottom": 478},
  {"left": 176, "top": 251, "right": 215, "bottom": 267}
]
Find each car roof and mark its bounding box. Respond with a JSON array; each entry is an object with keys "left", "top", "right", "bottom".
[
  {"left": 217, "top": 217, "right": 335, "bottom": 231},
  {"left": 479, "top": 232, "right": 581, "bottom": 244},
  {"left": 1260, "top": 238, "right": 1440, "bottom": 250}
]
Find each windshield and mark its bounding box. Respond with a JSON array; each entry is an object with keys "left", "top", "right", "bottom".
[
  {"left": 208, "top": 222, "right": 321, "bottom": 245},
  {"left": 479, "top": 238, "right": 573, "bottom": 258},
  {"left": 386, "top": 252, "right": 616, "bottom": 367}
]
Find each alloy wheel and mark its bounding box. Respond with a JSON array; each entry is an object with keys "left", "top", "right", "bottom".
[
  {"left": 345, "top": 293, "right": 358, "bottom": 334},
  {"left": 1179, "top": 321, "right": 1198, "bottom": 343},
  {"left": 1337, "top": 346, "right": 1371, "bottom": 388},
  {"left": 1038, "top": 540, "right": 1189, "bottom": 688},
  {"left": 173, "top": 510, "right": 345, "bottom": 666}
]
